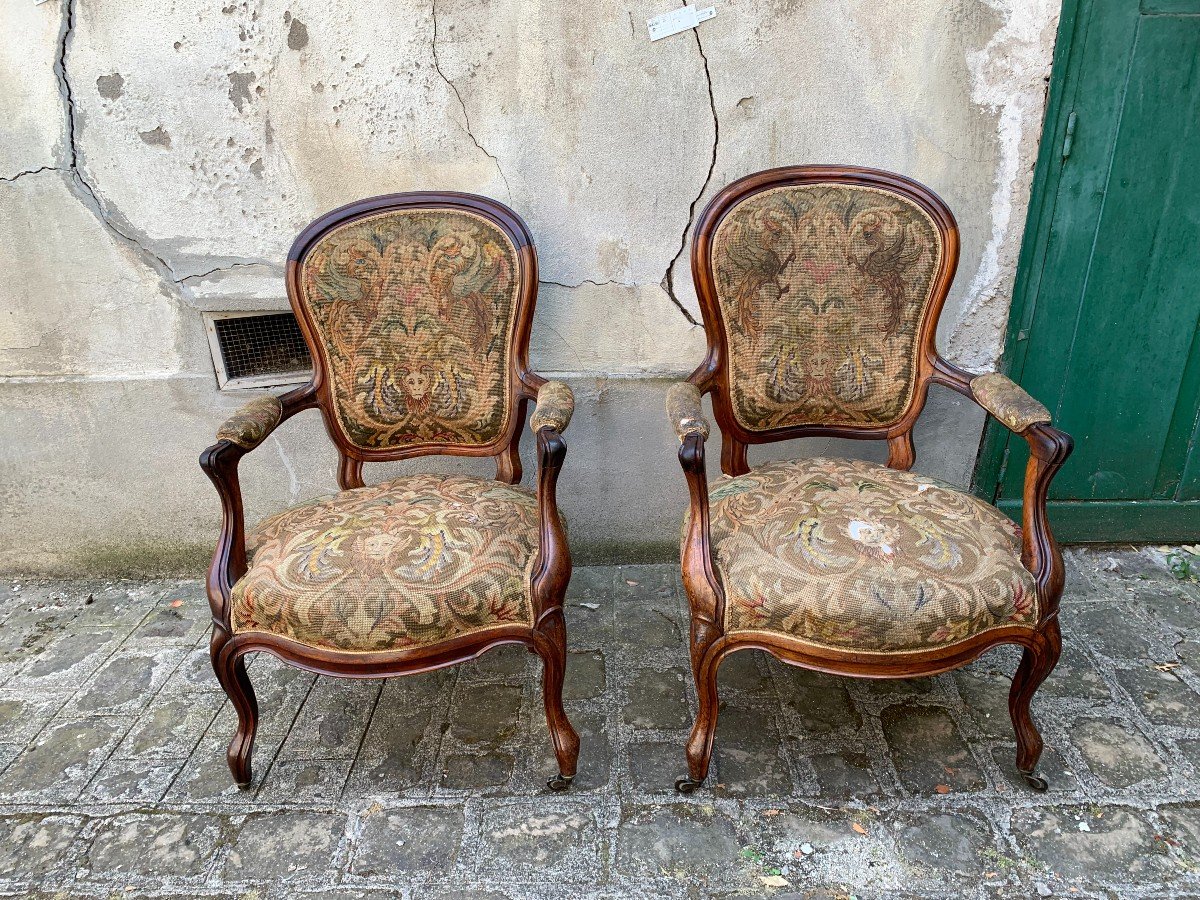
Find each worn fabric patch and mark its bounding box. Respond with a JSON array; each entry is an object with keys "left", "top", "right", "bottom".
[
  {"left": 971, "top": 373, "right": 1052, "bottom": 432},
  {"left": 666, "top": 382, "right": 709, "bottom": 441},
  {"left": 530, "top": 380, "right": 574, "bottom": 433},
  {"left": 216, "top": 395, "right": 283, "bottom": 449}
]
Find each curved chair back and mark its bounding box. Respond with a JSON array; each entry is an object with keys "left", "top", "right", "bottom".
[
  {"left": 690, "top": 166, "right": 960, "bottom": 471},
  {"left": 286, "top": 193, "right": 539, "bottom": 480}
]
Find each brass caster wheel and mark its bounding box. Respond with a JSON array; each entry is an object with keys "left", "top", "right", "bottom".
[
  {"left": 1022, "top": 772, "right": 1049, "bottom": 792},
  {"left": 547, "top": 773, "right": 574, "bottom": 792},
  {"left": 675, "top": 776, "right": 702, "bottom": 794}
]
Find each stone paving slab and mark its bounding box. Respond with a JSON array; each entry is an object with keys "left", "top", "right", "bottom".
[{"left": 0, "top": 548, "right": 1199, "bottom": 897}]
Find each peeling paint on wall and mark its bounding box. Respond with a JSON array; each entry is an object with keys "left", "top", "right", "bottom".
[
  {"left": 286, "top": 16, "right": 310, "bottom": 51},
  {"left": 950, "top": 0, "right": 1061, "bottom": 370}
]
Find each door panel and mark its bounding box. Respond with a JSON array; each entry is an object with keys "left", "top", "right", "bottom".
[
  {"left": 1048, "top": 15, "right": 1200, "bottom": 499},
  {"left": 1140, "top": 0, "right": 1200, "bottom": 13},
  {"left": 981, "top": 0, "right": 1200, "bottom": 539}
]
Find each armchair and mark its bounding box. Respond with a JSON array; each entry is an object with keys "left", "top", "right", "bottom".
[
  {"left": 200, "top": 193, "right": 579, "bottom": 791},
  {"left": 669, "top": 166, "right": 1072, "bottom": 793}
]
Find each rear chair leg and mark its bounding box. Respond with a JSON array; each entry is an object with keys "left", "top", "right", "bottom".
[{"left": 1008, "top": 619, "right": 1062, "bottom": 792}]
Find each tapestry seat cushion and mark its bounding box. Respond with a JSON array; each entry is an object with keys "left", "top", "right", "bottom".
[
  {"left": 233, "top": 474, "right": 538, "bottom": 653},
  {"left": 700, "top": 457, "right": 1038, "bottom": 652}
]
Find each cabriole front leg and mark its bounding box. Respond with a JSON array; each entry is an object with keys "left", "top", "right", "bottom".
[
  {"left": 200, "top": 440, "right": 258, "bottom": 787},
  {"left": 677, "top": 643, "right": 724, "bottom": 793},
  {"left": 1008, "top": 618, "right": 1062, "bottom": 791},
  {"left": 677, "top": 431, "right": 723, "bottom": 658},
  {"left": 211, "top": 631, "right": 258, "bottom": 787},
  {"left": 675, "top": 430, "right": 726, "bottom": 794},
  {"left": 535, "top": 610, "right": 580, "bottom": 791},
  {"left": 1008, "top": 423, "right": 1071, "bottom": 791}
]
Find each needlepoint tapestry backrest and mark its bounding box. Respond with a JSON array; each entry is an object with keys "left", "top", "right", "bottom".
[
  {"left": 292, "top": 202, "right": 525, "bottom": 454},
  {"left": 701, "top": 173, "right": 951, "bottom": 434}
]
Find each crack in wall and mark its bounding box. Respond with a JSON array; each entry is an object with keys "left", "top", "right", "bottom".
[
  {"left": 539, "top": 278, "right": 638, "bottom": 290},
  {"left": 659, "top": 24, "right": 719, "bottom": 329},
  {"left": 179, "top": 262, "right": 273, "bottom": 283},
  {"left": 54, "top": 0, "right": 188, "bottom": 294},
  {"left": 0, "top": 166, "right": 60, "bottom": 184},
  {"left": 45, "top": 0, "right": 707, "bottom": 330},
  {"left": 429, "top": 0, "right": 512, "bottom": 200}
]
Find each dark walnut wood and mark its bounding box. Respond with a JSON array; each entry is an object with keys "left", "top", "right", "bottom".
[
  {"left": 199, "top": 192, "right": 578, "bottom": 791},
  {"left": 673, "top": 165, "right": 1073, "bottom": 794}
]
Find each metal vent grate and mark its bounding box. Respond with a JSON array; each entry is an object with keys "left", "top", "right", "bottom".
[{"left": 205, "top": 311, "right": 313, "bottom": 390}]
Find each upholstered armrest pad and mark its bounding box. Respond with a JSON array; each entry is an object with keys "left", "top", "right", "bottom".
[
  {"left": 216, "top": 395, "right": 283, "bottom": 449},
  {"left": 971, "top": 373, "right": 1051, "bottom": 432},
  {"left": 530, "top": 380, "right": 574, "bottom": 434},
  {"left": 666, "top": 382, "right": 710, "bottom": 441}
]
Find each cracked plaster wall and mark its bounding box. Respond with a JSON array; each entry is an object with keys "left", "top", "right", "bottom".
[{"left": 0, "top": 0, "right": 1059, "bottom": 571}]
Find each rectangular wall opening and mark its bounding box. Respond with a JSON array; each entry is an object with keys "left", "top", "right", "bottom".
[{"left": 204, "top": 311, "right": 313, "bottom": 390}]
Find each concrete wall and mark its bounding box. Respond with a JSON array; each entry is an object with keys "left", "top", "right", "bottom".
[{"left": 0, "top": 0, "right": 1060, "bottom": 573}]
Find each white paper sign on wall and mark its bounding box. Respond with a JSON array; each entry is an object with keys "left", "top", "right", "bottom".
[{"left": 647, "top": 5, "right": 717, "bottom": 42}]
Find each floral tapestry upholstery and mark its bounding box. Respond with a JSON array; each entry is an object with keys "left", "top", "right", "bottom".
[
  {"left": 700, "top": 457, "right": 1038, "bottom": 652},
  {"left": 710, "top": 184, "right": 943, "bottom": 431},
  {"left": 232, "top": 474, "right": 538, "bottom": 653},
  {"left": 971, "top": 373, "right": 1052, "bottom": 433},
  {"left": 297, "top": 208, "right": 521, "bottom": 451},
  {"left": 216, "top": 396, "right": 283, "bottom": 450}
]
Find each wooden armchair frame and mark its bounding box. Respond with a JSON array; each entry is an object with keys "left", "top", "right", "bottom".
[
  {"left": 200, "top": 193, "right": 578, "bottom": 791},
  {"left": 672, "top": 166, "right": 1073, "bottom": 792}
]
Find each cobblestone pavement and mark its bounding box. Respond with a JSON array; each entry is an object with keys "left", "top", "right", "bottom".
[{"left": 1, "top": 548, "right": 1199, "bottom": 898}]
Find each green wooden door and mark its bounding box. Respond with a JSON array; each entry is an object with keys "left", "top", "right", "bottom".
[{"left": 977, "top": 0, "right": 1200, "bottom": 540}]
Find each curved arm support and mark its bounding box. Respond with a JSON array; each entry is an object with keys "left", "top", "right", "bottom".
[
  {"left": 1020, "top": 423, "right": 1074, "bottom": 617},
  {"left": 530, "top": 426, "right": 571, "bottom": 622},
  {"left": 678, "top": 432, "right": 726, "bottom": 673},
  {"left": 199, "top": 439, "right": 249, "bottom": 627},
  {"left": 930, "top": 355, "right": 1073, "bottom": 613},
  {"left": 928, "top": 354, "right": 978, "bottom": 398},
  {"left": 199, "top": 383, "right": 318, "bottom": 628}
]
